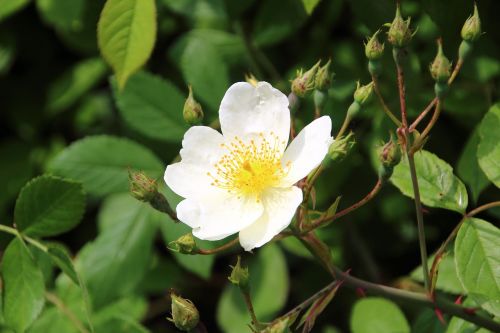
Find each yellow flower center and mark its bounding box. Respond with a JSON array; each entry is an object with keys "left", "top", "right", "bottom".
[{"left": 208, "top": 133, "right": 290, "bottom": 201}]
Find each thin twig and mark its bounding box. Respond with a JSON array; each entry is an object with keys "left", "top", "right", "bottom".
[
  {"left": 410, "top": 99, "right": 442, "bottom": 154},
  {"left": 372, "top": 75, "right": 402, "bottom": 126},
  {"left": 195, "top": 237, "right": 240, "bottom": 255}
]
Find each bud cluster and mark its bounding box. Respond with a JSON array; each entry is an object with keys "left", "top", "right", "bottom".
[
  {"left": 387, "top": 4, "right": 413, "bottom": 48},
  {"left": 328, "top": 132, "right": 355, "bottom": 162},
  {"left": 291, "top": 60, "right": 334, "bottom": 97}
]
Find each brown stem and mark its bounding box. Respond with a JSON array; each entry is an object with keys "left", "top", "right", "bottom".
[
  {"left": 304, "top": 178, "right": 383, "bottom": 232},
  {"left": 195, "top": 237, "right": 240, "bottom": 255},
  {"left": 395, "top": 54, "right": 408, "bottom": 128},
  {"left": 372, "top": 75, "right": 402, "bottom": 126},
  {"left": 410, "top": 100, "right": 442, "bottom": 154}
]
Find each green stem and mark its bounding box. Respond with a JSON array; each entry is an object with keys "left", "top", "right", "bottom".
[
  {"left": 336, "top": 115, "right": 351, "bottom": 139},
  {"left": 242, "top": 290, "right": 263, "bottom": 331},
  {"left": 0, "top": 224, "right": 47, "bottom": 252},
  {"left": 371, "top": 75, "right": 401, "bottom": 126}
]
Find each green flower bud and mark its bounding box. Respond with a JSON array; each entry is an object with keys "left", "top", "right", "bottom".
[
  {"left": 183, "top": 86, "right": 203, "bottom": 125},
  {"left": 365, "top": 30, "right": 385, "bottom": 60},
  {"left": 291, "top": 60, "right": 321, "bottom": 97},
  {"left": 328, "top": 132, "right": 355, "bottom": 162},
  {"left": 129, "top": 170, "right": 157, "bottom": 202},
  {"left": 169, "top": 293, "right": 199, "bottom": 331},
  {"left": 387, "top": 3, "right": 413, "bottom": 48},
  {"left": 168, "top": 233, "right": 198, "bottom": 254},
  {"left": 228, "top": 256, "right": 249, "bottom": 292},
  {"left": 429, "top": 39, "right": 451, "bottom": 83},
  {"left": 461, "top": 3, "right": 481, "bottom": 42},
  {"left": 378, "top": 137, "right": 401, "bottom": 181},
  {"left": 314, "top": 59, "right": 334, "bottom": 91},
  {"left": 353, "top": 81, "right": 374, "bottom": 106}
]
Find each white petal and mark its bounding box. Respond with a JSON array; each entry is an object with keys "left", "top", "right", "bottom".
[
  {"left": 219, "top": 82, "right": 290, "bottom": 144},
  {"left": 281, "top": 116, "right": 333, "bottom": 186},
  {"left": 239, "top": 187, "right": 303, "bottom": 251},
  {"left": 164, "top": 126, "right": 225, "bottom": 201},
  {"left": 176, "top": 199, "right": 200, "bottom": 228},
  {"left": 192, "top": 196, "right": 264, "bottom": 241}
]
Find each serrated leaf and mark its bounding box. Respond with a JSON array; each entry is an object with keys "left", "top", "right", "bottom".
[
  {"left": 477, "top": 103, "right": 500, "bottom": 188},
  {"left": 46, "top": 243, "right": 79, "bottom": 285},
  {"left": 350, "top": 297, "right": 410, "bottom": 333},
  {"left": 391, "top": 150, "right": 468, "bottom": 213},
  {"left": 217, "top": 244, "right": 289, "bottom": 333},
  {"left": 80, "top": 194, "right": 160, "bottom": 308},
  {"left": 46, "top": 58, "right": 107, "bottom": 114},
  {"left": 457, "top": 129, "right": 490, "bottom": 203},
  {"left": 48, "top": 135, "right": 163, "bottom": 197},
  {"left": 113, "top": 71, "right": 188, "bottom": 142},
  {"left": 97, "top": 0, "right": 157, "bottom": 89},
  {"left": 14, "top": 175, "right": 85, "bottom": 238},
  {"left": 180, "top": 37, "right": 228, "bottom": 111},
  {"left": 36, "top": 0, "right": 85, "bottom": 32},
  {"left": 455, "top": 218, "right": 500, "bottom": 317},
  {"left": 0, "top": 0, "right": 31, "bottom": 22},
  {"left": 2, "top": 238, "right": 45, "bottom": 333}
]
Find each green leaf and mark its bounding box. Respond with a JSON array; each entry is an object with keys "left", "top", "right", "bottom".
[
  {"left": 0, "top": 0, "right": 31, "bottom": 22},
  {"left": 94, "top": 317, "right": 149, "bottom": 333},
  {"left": 455, "top": 218, "right": 500, "bottom": 317},
  {"left": 216, "top": 244, "right": 289, "bottom": 332},
  {"left": 46, "top": 243, "right": 79, "bottom": 285},
  {"left": 14, "top": 175, "right": 85, "bottom": 238},
  {"left": 48, "top": 135, "right": 163, "bottom": 197},
  {"left": 302, "top": 0, "right": 321, "bottom": 14},
  {"left": 97, "top": 0, "right": 157, "bottom": 89},
  {"left": 410, "top": 252, "right": 464, "bottom": 294},
  {"left": 180, "top": 37, "right": 229, "bottom": 111},
  {"left": 160, "top": 0, "right": 227, "bottom": 27},
  {"left": 412, "top": 309, "right": 445, "bottom": 333},
  {"left": 457, "top": 129, "right": 490, "bottom": 203},
  {"left": 2, "top": 238, "right": 45, "bottom": 333},
  {"left": 80, "top": 194, "right": 160, "bottom": 308},
  {"left": 27, "top": 307, "right": 78, "bottom": 333},
  {"left": 477, "top": 103, "right": 500, "bottom": 188},
  {"left": 113, "top": 71, "right": 188, "bottom": 142},
  {"left": 46, "top": 58, "right": 107, "bottom": 114},
  {"left": 391, "top": 150, "right": 468, "bottom": 213},
  {"left": 36, "top": 0, "right": 85, "bottom": 32},
  {"left": 350, "top": 297, "right": 410, "bottom": 333}
]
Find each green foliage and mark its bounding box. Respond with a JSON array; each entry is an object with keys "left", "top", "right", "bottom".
[
  {"left": 36, "top": 0, "right": 85, "bottom": 32},
  {"left": 411, "top": 252, "right": 464, "bottom": 294},
  {"left": 0, "top": 0, "right": 30, "bottom": 22},
  {"left": 113, "top": 71, "right": 188, "bottom": 142},
  {"left": 391, "top": 150, "right": 468, "bottom": 213},
  {"left": 455, "top": 218, "right": 500, "bottom": 317},
  {"left": 2, "top": 239, "right": 45, "bottom": 333},
  {"left": 48, "top": 136, "right": 163, "bottom": 197},
  {"left": 217, "top": 244, "right": 289, "bottom": 332},
  {"left": 350, "top": 297, "right": 410, "bottom": 333},
  {"left": 477, "top": 103, "right": 500, "bottom": 188},
  {"left": 97, "top": 0, "right": 157, "bottom": 89},
  {"left": 14, "top": 175, "right": 85, "bottom": 237}
]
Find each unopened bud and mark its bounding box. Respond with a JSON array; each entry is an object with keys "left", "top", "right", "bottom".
[
  {"left": 183, "top": 86, "right": 203, "bottom": 125},
  {"left": 429, "top": 39, "right": 451, "bottom": 83},
  {"left": 353, "top": 81, "right": 374, "bottom": 106},
  {"left": 328, "top": 132, "right": 355, "bottom": 162},
  {"left": 387, "top": 3, "right": 413, "bottom": 48},
  {"left": 245, "top": 73, "right": 259, "bottom": 87},
  {"left": 129, "top": 170, "right": 157, "bottom": 202},
  {"left": 169, "top": 293, "right": 199, "bottom": 331},
  {"left": 168, "top": 233, "right": 198, "bottom": 254},
  {"left": 378, "top": 137, "right": 401, "bottom": 180},
  {"left": 461, "top": 3, "right": 481, "bottom": 42},
  {"left": 365, "top": 30, "right": 385, "bottom": 60},
  {"left": 262, "top": 317, "right": 292, "bottom": 333},
  {"left": 314, "top": 59, "right": 333, "bottom": 91},
  {"left": 291, "top": 60, "right": 321, "bottom": 97},
  {"left": 228, "top": 256, "right": 249, "bottom": 292}
]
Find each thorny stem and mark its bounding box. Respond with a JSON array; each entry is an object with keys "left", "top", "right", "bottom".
[
  {"left": 394, "top": 50, "right": 408, "bottom": 129},
  {"left": 303, "top": 178, "right": 383, "bottom": 233},
  {"left": 195, "top": 237, "right": 240, "bottom": 255},
  {"left": 46, "top": 292, "right": 90, "bottom": 333},
  {"left": 371, "top": 75, "right": 402, "bottom": 126}
]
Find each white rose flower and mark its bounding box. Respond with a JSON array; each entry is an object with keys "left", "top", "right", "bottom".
[{"left": 165, "top": 82, "right": 333, "bottom": 251}]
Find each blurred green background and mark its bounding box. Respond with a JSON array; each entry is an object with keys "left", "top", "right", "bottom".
[{"left": 0, "top": 0, "right": 499, "bottom": 332}]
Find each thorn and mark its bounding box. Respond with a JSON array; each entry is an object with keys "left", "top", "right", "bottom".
[
  {"left": 454, "top": 295, "right": 463, "bottom": 305},
  {"left": 356, "top": 287, "right": 366, "bottom": 298},
  {"left": 434, "top": 308, "right": 446, "bottom": 325}
]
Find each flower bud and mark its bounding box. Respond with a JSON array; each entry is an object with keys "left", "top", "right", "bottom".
[
  {"left": 365, "top": 30, "right": 384, "bottom": 60},
  {"left": 262, "top": 317, "right": 292, "bottom": 333},
  {"left": 461, "top": 3, "right": 481, "bottom": 42},
  {"left": 291, "top": 60, "right": 321, "bottom": 97},
  {"left": 168, "top": 233, "right": 198, "bottom": 254},
  {"left": 378, "top": 137, "right": 401, "bottom": 181},
  {"left": 353, "top": 81, "right": 374, "bottom": 106},
  {"left": 245, "top": 73, "right": 259, "bottom": 87},
  {"left": 129, "top": 170, "right": 157, "bottom": 202},
  {"left": 387, "top": 4, "right": 413, "bottom": 48},
  {"left": 314, "top": 59, "right": 333, "bottom": 91},
  {"left": 429, "top": 39, "right": 451, "bottom": 83},
  {"left": 328, "top": 132, "right": 355, "bottom": 162},
  {"left": 346, "top": 101, "right": 361, "bottom": 119},
  {"left": 169, "top": 293, "right": 199, "bottom": 331},
  {"left": 183, "top": 86, "right": 203, "bottom": 125},
  {"left": 228, "top": 256, "right": 249, "bottom": 292}
]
